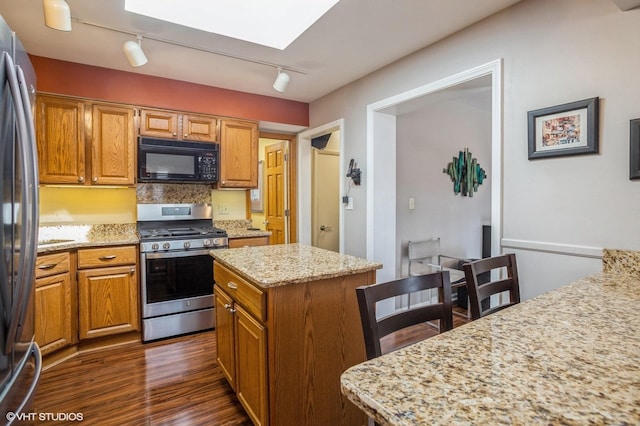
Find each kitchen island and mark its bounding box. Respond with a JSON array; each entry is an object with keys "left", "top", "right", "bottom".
[
  {"left": 211, "top": 244, "right": 381, "bottom": 426},
  {"left": 340, "top": 249, "right": 640, "bottom": 425}
]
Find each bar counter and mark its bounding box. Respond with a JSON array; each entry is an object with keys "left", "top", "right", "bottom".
[{"left": 341, "top": 269, "right": 640, "bottom": 425}]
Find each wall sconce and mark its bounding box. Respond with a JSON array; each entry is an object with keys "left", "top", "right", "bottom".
[
  {"left": 346, "top": 159, "right": 361, "bottom": 186},
  {"left": 123, "top": 35, "right": 148, "bottom": 67},
  {"left": 43, "top": 0, "right": 72, "bottom": 31},
  {"left": 273, "top": 67, "right": 290, "bottom": 93}
]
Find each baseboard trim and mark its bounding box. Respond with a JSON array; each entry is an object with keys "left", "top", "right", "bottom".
[{"left": 501, "top": 238, "right": 602, "bottom": 259}]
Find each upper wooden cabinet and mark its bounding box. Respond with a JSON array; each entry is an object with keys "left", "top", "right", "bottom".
[
  {"left": 139, "top": 108, "right": 217, "bottom": 142},
  {"left": 219, "top": 119, "right": 258, "bottom": 188},
  {"left": 36, "top": 95, "right": 86, "bottom": 184},
  {"left": 91, "top": 104, "right": 136, "bottom": 185},
  {"left": 35, "top": 94, "right": 136, "bottom": 185}
]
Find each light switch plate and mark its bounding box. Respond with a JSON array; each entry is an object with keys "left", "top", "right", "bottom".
[{"left": 346, "top": 197, "right": 354, "bottom": 210}]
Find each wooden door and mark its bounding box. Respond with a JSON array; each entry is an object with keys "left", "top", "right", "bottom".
[
  {"left": 214, "top": 287, "right": 236, "bottom": 390},
  {"left": 35, "top": 95, "right": 86, "bottom": 184},
  {"left": 219, "top": 119, "right": 258, "bottom": 188},
  {"left": 235, "top": 304, "right": 268, "bottom": 426},
  {"left": 35, "top": 273, "right": 73, "bottom": 355},
  {"left": 264, "top": 142, "right": 287, "bottom": 244},
  {"left": 139, "top": 109, "right": 180, "bottom": 139},
  {"left": 312, "top": 149, "right": 340, "bottom": 252},
  {"left": 182, "top": 114, "right": 217, "bottom": 142},
  {"left": 77, "top": 265, "right": 139, "bottom": 339},
  {"left": 91, "top": 104, "right": 136, "bottom": 185}
]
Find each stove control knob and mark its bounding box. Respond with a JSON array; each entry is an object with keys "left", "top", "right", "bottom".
[
  {"left": 162, "top": 242, "right": 171, "bottom": 250},
  {"left": 151, "top": 243, "right": 159, "bottom": 251},
  {"left": 183, "top": 241, "right": 191, "bottom": 249},
  {"left": 203, "top": 239, "right": 212, "bottom": 247}
]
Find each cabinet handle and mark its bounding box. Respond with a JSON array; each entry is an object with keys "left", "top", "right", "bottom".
[
  {"left": 78, "top": 176, "right": 84, "bottom": 183},
  {"left": 92, "top": 177, "right": 98, "bottom": 182},
  {"left": 38, "top": 263, "right": 57, "bottom": 270},
  {"left": 227, "top": 282, "right": 238, "bottom": 290},
  {"left": 173, "top": 132, "right": 177, "bottom": 136},
  {"left": 223, "top": 303, "right": 236, "bottom": 313},
  {"left": 184, "top": 134, "right": 188, "bottom": 138},
  {"left": 99, "top": 255, "right": 117, "bottom": 261},
  {"left": 130, "top": 267, "right": 136, "bottom": 274}
]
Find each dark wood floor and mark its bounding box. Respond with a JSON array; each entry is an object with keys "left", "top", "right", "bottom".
[
  {"left": 27, "top": 306, "right": 468, "bottom": 426},
  {"left": 29, "top": 331, "right": 252, "bottom": 426}
]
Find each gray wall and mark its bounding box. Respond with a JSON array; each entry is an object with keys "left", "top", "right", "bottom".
[{"left": 308, "top": 0, "right": 640, "bottom": 298}]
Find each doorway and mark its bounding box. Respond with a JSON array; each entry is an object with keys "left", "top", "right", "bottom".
[
  {"left": 297, "top": 119, "right": 345, "bottom": 253},
  {"left": 367, "top": 59, "right": 503, "bottom": 283},
  {"left": 311, "top": 131, "right": 340, "bottom": 252},
  {"left": 251, "top": 132, "right": 298, "bottom": 244}
]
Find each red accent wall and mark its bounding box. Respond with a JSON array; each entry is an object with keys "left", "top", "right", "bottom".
[{"left": 31, "top": 55, "right": 309, "bottom": 126}]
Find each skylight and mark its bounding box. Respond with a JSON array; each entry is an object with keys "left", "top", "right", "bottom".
[{"left": 124, "top": 0, "right": 340, "bottom": 50}]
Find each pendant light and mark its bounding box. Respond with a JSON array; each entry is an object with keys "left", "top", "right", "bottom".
[{"left": 43, "top": 0, "right": 72, "bottom": 31}]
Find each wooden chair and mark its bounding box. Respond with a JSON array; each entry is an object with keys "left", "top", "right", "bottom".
[
  {"left": 462, "top": 253, "right": 520, "bottom": 321},
  {"left": 356, "top": 271, "right": 453, "bottom": 360}
]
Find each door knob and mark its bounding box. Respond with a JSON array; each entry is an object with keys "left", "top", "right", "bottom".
[{"left": 320, "top": 225, "right": 332, "bottom": 231}]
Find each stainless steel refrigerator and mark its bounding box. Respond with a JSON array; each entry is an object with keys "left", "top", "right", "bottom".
[{"left": 0, "top": 15, "right": 41, "bottom": 425}]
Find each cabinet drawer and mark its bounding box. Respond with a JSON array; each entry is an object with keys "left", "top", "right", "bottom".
[
  {"left": 36, "top": 252, "right": 70, "bottom": 279},
  {"left": 228, "top": 236, "right": 269, "bottom": 248},
  {"left": 214, "top": 263, "right": 266, "bottom": 322},
  {"left": 77, "top": 246, "right": 137, "bottom": 269}
]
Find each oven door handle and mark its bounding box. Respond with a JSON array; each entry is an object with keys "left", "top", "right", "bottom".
[{"left": 143, "top": 249, "right": 213, "bottom": 259}]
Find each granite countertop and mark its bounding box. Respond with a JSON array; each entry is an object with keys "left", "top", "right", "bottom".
[
  {"left": 37, "top": 224, "right": 139, "bottom": 253},
  {"left": 340, "top": 270, "right": 640, "bottom": 425},
  {"left": 211, "top": 243, "right": 382, "bottom": 288},
  {"left": 213, "top": 219, "right": 271, "bottom": 239}
]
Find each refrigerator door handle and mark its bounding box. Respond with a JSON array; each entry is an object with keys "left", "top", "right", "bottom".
[
  {"left": 2, "top": 52, "right": 34, "bottom": 355},
  {"left": 2, "top": 343, "right": 42, "bottom": 426},
  {"left": 14, "top": 64, "right": 38, "bottom": 334}
]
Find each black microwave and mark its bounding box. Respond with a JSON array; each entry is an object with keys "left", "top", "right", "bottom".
[{"left": 138, "top": 137, "right": 219, "bottom": 183}]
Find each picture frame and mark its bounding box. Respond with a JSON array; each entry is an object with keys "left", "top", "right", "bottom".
[
  {"left": 528, "top": 97, "right": 599, "bottom": 160},
  {"left": 631, "top": 118, "right": 640, "bottom": 180},
  {"left": 250, "top": 160, "right": 264, "bottom": 212}
]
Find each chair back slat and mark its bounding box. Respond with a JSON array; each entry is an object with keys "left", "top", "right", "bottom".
[
  {"left": 463, "top": 253, "right": 520, "bottom": 321},
  {"left": 356, "top": 271, "right": 453, "bottom": 360}
]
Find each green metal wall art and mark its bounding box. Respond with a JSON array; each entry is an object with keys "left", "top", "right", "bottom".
[{"left": 442, "top": 148, "right": 487, "bottom": 197}]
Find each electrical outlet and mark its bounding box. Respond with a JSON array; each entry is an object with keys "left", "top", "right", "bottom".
[
  {"left": 218, "top": 204, "right": 229, "bottom": 214},
  {"left": 409, "top": 197, "right": 415, "bottom": 210}
]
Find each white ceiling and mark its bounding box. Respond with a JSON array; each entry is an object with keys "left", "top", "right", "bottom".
[{"left": 0, "top": 0, "right": 521, "bottom": 103}]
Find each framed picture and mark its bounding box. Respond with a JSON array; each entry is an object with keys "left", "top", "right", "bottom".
[
  {"left": 528, "top": 97, "right": 599, "bottom": 159},
  {"left": 250, "top": 160, "right": 264, "bottom": 212},
  {"left": 631, "top": 118, "right": 640, "bottom": 180}
]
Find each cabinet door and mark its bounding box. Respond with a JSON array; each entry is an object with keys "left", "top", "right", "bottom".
[
  {"left": 77, "top": 265, "right": 139, "bottom": 339},
  {"left": 235, "top": 304, "right": 268, "bottom": 426},
  {"left": 91, "top": 104, "right": 136, "bottom": 185},
  {"left": 35, "top": 273, "right": 73, "bottom": 355},
  {"left": 214, "top": 287, "right": 236, "bottom": 390},
  {"left": 139, "top": 109, "right": 180, "bottom": 139},
  {"left": 35, "top": 95, "right": 86, "bottom": 184},
  {"left": 182, "top": 114, "right": 217, "bottom": 142},
  {"left": 219, "top": 119, "right": 258, "bottom": 188}
]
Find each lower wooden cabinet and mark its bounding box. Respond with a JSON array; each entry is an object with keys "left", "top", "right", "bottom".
[
  {"left": 77, "top": 246, "right": 139, "bottom": 339},
  {"left": 35, "top": 245, "right": 140, "bottom": 358},
  {"left": 215, "top": 266, "right": 268, "bottom": 426},
  {"left": 35, "top": 252, "right": 75, "bottom": 356}
]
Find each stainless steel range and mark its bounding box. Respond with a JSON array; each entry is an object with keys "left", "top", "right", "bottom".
[{"left": 137, "top": 203, "right": 228, "bottom": 342}]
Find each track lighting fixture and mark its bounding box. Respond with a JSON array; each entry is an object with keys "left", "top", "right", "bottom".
[
  {"left": 123, "top": 35, "right": 148, "bottom": 67},
  {"left": 43, "top": 0, "right": 72, "bottom": 31},
  {"left": 273, "top": 67, "right": 290, "bottom": 93}
]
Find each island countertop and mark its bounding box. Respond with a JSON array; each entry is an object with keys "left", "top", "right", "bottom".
[
  {"left": 340, "top": 271, "right": 640, "bottom": 425},
  {"left": 210, "top": 243, "right": 382, "bottom": 288}
]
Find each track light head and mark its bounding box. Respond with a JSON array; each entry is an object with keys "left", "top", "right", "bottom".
[
  {"left": 123, "top": 35, "right": 148, "bottom": 67},
  {"left": 273, "top": 67, "right": 290, "bottom": 93},
  {"left": 43, "top": 0, "right": 72, "bottom": 31}
]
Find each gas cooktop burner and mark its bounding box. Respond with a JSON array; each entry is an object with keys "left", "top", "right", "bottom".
[{"left": 137, "top": 225, "right": 227, "bottom": 241}]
